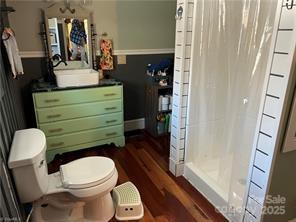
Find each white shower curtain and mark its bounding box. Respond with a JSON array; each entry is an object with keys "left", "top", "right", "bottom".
[{"left": 186, "top": 0, "right": 278, "bottom": 218}]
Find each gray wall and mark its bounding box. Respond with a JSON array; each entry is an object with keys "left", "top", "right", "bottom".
[
  {"left": 263, "top": 151, "right": 296, "bottom": 222},
  {"left": 19, "top": 54, "right": 174, "bottom": 128},
  {"left": 107, "top": 54, "right": 174, "bottom": 120},
  {"left": 7, "top": 0, "right": 176, "bottom": 51},
  {"left": 5, "top": 0, "right": 176, "bottom": 127},
  {"left": 0, "top": 53, "right": 23, "bottom": 222},
  {"left": 0, "top": 0, "right": 23, "bottom": 219},
  {"left": 11, "top": 58, "right": 46, "bottom": 128}
]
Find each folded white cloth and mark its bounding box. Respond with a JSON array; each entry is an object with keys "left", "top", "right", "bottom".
[{"left": 2, "top": 29, "right": 24, "bottom": 79}]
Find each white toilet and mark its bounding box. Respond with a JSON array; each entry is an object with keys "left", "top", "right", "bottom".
[{"left": 8, "top": 128, "right": 118, "bottom": 222}]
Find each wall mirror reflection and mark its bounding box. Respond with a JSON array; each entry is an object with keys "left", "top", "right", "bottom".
[
  {"left": 44, "top": 3, "right": 92, "bottom": 70},
  {"left": 48, "top": 18, "right": 89, "bottom": 63}
]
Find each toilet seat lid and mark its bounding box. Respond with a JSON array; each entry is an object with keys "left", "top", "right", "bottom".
[{"left": 60, "top": 156, "right": 115, "bottom": 189}]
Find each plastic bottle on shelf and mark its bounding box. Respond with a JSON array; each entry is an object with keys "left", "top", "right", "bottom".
[
  {"left": 161, "top": 95, "right": 169, "bottom": 111},
  {"left": 164, "top": 114, "right": 170, "bottom": 133},
  {"left": 168, "top": 113, "right": 171, "bottom": 133},
  {"left": 158, "top": 95, "right": 163, "bottom": 111}
]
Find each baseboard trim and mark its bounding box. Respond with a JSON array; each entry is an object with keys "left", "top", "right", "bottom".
[
  {"left": 124, "top": 118, "right": 145, "bottom": 132},
  {"left": 169, "top": 158, "right": 184, "bottom": 176},
  {"left": 20, "top": 48, "right": 175, "bottom": 58}
]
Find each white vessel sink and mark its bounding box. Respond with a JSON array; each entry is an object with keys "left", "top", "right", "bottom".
[{"left": 54, "top": 69, "right": 99, "bottom": 88}]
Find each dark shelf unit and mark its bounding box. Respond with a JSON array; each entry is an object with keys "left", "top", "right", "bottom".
[{"left": 145, "top": 83, "right": 173, "bottom": 137}]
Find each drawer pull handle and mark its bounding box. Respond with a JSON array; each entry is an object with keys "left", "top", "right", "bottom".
[
  {"left": 106, "top": 132, "right": 117, "bottom": 137},
  {"left": 104, "top": 93, "right": 116, "bottom": 97},
  {"left": 47, "top": 114, "right": 61, "bottom": 119},
  {"left": 44, "top": 99, "right": 60, "bottom": 103},
  {"left": 50, "top": 142, "right": 64, "bottom": 147},
  {"left": 106, "top": 120, "right": 117, "bottom": 124},
  {"left": 105, "top": 107, "right": 117, "bottom": 111},
  {"left": 49, "top": 128, "right": 63, "bottom": 133}
]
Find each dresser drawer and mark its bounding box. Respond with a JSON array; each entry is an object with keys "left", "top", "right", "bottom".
[
  {"left": 36, "top": 100, "right": 122, "bottom": 123},
  {"left": 39, "top": 112, "right": 123, "bottom": 136},
  {"left": 34, "top": 86, "right": 122, "bottom": 108},
  {"left": 47, "top": 125, "right": 124, "bottom": 150}
]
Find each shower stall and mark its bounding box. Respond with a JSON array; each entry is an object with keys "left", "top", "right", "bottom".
[{"left": 177, "top": 0, "right": 294, "bottom": 221}]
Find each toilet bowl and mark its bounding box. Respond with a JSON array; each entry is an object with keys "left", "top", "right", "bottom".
[{"left": 8, "top": 128, "right": 118, "bottom": 222}]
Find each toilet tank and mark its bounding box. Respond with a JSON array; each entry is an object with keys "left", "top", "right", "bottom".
[{"left": 8, "top": 129, "right": 49, "bottom": 203}]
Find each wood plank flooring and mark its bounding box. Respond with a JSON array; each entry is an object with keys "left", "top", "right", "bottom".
[{"left": 48, "top": 131, "right": 227, "bottom": 222}]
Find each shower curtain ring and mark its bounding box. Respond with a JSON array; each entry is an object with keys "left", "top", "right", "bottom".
[
  {"left": 286, "top": 0, "right": 294, "bottom": 10},
  {"left": 175, "top": 6, "right": 183, "bottom": 20}
]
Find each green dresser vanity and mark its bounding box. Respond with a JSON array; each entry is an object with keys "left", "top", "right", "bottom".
[
  {"left": 32, "top": 80, "right": 125, "bottom": 162},
  {"left": 31, "top": 3, "right": 126, "bottom": 163}
]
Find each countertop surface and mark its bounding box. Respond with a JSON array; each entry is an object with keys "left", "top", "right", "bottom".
[{"left": 31, "top": 79, "right": 122, "bottom": 93}]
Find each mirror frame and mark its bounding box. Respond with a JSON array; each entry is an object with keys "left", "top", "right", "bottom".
[{"left": 43, "top": 2, "right": 93, "bottom": 69}]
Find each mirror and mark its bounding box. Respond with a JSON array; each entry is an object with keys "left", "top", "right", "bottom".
[{"left": 44, "top": 3, "right": 92, "bottom": 70}]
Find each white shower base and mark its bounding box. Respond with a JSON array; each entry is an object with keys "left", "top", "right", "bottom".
[
  {"left": 194, "top": 155, "right": 233, "bottom": 197},
  {"left": 184, "top": 162, "right": 246, "bottom": 221}
]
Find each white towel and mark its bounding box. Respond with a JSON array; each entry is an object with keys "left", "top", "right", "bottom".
[{"left": 2, "top": 30, "right": 24, "bottom": 79}]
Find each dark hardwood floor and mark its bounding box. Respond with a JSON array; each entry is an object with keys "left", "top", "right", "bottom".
[{"left": 48, "top": 131, "right": 227, "bottom": 222}]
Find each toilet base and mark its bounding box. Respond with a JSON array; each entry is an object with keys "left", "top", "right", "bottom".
[
  {"left": 31, "top": 193, "right": 115, "bottom": 222},
  {"left": 84, "top": 193, "right": 115, "bottom": 221}
]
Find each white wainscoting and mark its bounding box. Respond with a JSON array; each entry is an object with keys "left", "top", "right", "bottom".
[
  {"left": 244, "top": 1, "right": 296, "bottom": 221},
  {"left": 169, "top": 0, "right": 194, "bottom": 176}
]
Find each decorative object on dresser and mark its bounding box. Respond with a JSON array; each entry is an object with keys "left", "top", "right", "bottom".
[{"left": 32, "top": 81, "right": 125, "bottom": 162}]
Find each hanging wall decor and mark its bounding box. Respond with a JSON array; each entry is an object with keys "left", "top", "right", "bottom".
[{"left": 99, "top": 39, "right": 114, "bottom": 70}]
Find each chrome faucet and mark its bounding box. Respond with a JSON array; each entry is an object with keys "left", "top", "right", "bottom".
[
  {"left": 52, "top": 54, "right": 68, "bottom": 67},
  {"left": 53, "top": 60, "right": 68, "bottom": 68}
]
